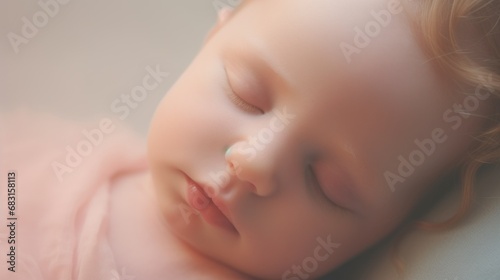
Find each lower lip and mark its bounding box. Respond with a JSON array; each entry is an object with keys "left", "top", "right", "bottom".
[{"left": 186, "top": 180, "right": 237, "bottom": 233}]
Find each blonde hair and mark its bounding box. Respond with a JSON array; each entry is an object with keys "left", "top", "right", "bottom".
[{"left": 390, "top": 0, "right": 500, "bottom": 277}]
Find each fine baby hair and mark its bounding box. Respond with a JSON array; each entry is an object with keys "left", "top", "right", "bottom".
[{"left": 389, "top": 0, "right": 500, "bottom": 242}]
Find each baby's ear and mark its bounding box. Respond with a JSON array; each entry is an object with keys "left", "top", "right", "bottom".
[{"left": 204, "top": 7, "right": 234, "bottom": 44}]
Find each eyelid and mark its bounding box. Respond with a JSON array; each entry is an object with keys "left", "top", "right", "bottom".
[
  {"left": 307, "top": 163, "right": 349, "bottom": 211},
  {"left": 226, "top": 85, "right": 263, "bottom": 114},
  {"left": 223, "top": 63, "right": 265, "bottom": 114}
]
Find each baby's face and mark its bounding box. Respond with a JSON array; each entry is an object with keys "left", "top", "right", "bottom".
[{"left": 147, "top": 0, "right": 487, "bottom": 279}]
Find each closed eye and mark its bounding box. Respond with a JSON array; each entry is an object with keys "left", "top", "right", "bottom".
[
  {"left": 306, "top": 163, "right": 349, "bottom": 212},
  {"left": 226, "top": 88, "right": 263, "bottom": 114},
  {"left": 224, "top": 64, "right": 264, "bottom": 114}
]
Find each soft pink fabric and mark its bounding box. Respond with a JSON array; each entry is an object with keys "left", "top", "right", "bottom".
[{"left": 0, "top": 111, "right": 148, "bottom": 280}]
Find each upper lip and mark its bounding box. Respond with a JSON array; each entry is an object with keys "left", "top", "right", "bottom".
[
  {"left": 188, "top": 175, "right": 235, "bottom": 224},
  {"left": 211, "top": 196, "right": 233, "bottom": 222}
]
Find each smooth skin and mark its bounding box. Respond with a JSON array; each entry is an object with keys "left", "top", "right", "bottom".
[{"left": 146, "top": 0, "right": 490, "bottom": 279}]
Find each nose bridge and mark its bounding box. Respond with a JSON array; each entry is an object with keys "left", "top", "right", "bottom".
[{"left": 226, "top": 106, "right": 299, "bottom": 195}]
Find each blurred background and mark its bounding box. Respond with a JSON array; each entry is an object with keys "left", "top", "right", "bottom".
[{"left": 1, "top": 0, "right": 240, "bottom": 136}]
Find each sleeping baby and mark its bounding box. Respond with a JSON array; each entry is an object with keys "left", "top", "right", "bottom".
[{"left": 1, "top": 0, "right": 499, "bottom": 279}]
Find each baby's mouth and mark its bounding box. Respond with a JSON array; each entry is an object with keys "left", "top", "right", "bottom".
[{"left": 186, "top": 178, "right": 237, "bottom": 234}]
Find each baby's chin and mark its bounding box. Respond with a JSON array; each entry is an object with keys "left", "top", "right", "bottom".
[
  {"left": 149, "top": 174, "right": 337, "bottom": 279},
  {"left": 166, "top": 227, "right": 257, "bottom": 278}
]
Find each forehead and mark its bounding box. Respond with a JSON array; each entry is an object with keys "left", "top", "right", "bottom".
[
  {"left": 226, "top": 0, "right": 432, "bottom": 95},
  {"left": 220, "top": 0, "right": 448, "bottom": 132}
]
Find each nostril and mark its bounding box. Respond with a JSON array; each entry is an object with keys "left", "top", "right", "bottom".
[
  {"left": 228, "top": 160, "right": 235, "bottom": 170},
  {"left": 225, "top": 147, "right": 238, "bottom": 173},
  {"left": 227, "top": 159, "right": 242, "bottom": 175}
]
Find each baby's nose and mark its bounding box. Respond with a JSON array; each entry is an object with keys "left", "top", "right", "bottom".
[{"left": 224, "top": 139, "right": 283, "bottom": 197}]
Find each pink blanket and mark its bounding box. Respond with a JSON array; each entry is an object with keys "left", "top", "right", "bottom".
[{"left": 0, "top": 111, "right": 148, "bottom": 280}]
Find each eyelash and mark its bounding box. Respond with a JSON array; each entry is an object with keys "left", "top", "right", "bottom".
[
  {"left": 306, "top": 164, "right": 324, "bottom": 194},
  {"left": 226, "top": 89, "right": 263, "bottom": 114},
  {"left": 224, "top": 65, "right": 264, "bottom": 114}
]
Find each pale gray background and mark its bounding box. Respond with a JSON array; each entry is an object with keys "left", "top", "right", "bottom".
[{"left": 1, "top": 0, "right": 239, "bottom": 135}]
